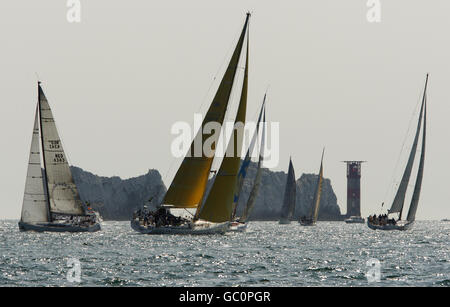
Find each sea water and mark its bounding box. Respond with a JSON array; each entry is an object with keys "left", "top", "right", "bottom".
[{"left": 0, "top": 220, "right": 448, "bottom": 286}]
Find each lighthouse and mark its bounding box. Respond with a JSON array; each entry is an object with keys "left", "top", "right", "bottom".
[{"left": 343, "top": 161, "right": 365, "bottom": 217}]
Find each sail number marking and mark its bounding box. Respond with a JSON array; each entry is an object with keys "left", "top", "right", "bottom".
[{"left": 54, "top": 153, "right": 66, "bottom": 163}]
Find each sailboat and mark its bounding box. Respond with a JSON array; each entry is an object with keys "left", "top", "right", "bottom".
[
  {"left": 18, "top": 82, "right": 101, "bottom": 232},
  {"left": 131, "top": 13, "right": 251, "bottom": 235},
  {"left": 279, "top": 158, "right": 296, "bottom": 224},
  {"left": 299, "top": 149, "right": 325, "bottom": 226},
  {"left": 229, "top": 93, "right": 266, "bottom": 232},
  {"left": 368, "top": 74, "right": 428, "bottom": 231}
]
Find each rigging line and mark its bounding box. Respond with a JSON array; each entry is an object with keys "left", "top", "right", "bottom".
[
  {"left": 162, "top": 155, "right": 178, "bottom": 185},
  {"left": 162, "top": 17, "right": 248, "bottom": 186},
  {"left": 248, "top": 84, "right": 268, "bottom": 125},
  {"left": 217, "top": 15, "right": 250, "bottom": 128},
  {"left": 223, "top": 23, "right": 249, "bottom": 125},
  {"left": 183, "top": 208, "right": 194, "bottom": 217},
  {"left": 195, "top": 17, "right": 249, "bottom": 115},
  {"left": 210, "top": 69, "right": 239, "bottom": 175},
  {"left": 382, "top": 87, "right": 424, "bottom": 207},
  {"left": 238, "top": 85, "right": 266, "bottom": 164}
]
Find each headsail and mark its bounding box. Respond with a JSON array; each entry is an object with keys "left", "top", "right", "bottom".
[
  {"left": 21, "top": 104, "right": 49, "bottom": 223},
  {"left": 407, "top": 86, "right": 427, "bottom": 222},
  {"left": 388, "top": 75, "right": 428, "bottom": 218},
  {"left": 231, "top": 93, "right": 266, "bottom": 220},
  {"left": 241, "top": 106, "right": 266, "bottom": 222},
  {"left": 196, "top": 21, "right": 249, "bottom": 222},
  {"left": 38, "top": 83, "right": 85, "bottom": 216},
  {"left": 279, "top": 158, "right": 296, "bottom": 221},
  {"left": 310, "top": 149, "right": 325, "bottom": 223},
  {"left": 163, "top": 13, "right": 251, "bottom": 209}
]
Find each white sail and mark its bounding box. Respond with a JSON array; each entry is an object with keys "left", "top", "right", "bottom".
[
  {"left": 388, "top": 75, "right": 428, "bottom": 218},
  {"left": 21, "top": 105, "right": 48, "bottom": 223},
  {"left": 38, "top": 84, "right": 84, "bottom": 215},
  {"left": 407, "top": 95, "right": 427, "bottom": 222}
]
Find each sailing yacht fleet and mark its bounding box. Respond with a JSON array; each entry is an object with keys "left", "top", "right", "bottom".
[{"left": 17, "top": 13, "right": 430, "bottom": 233}]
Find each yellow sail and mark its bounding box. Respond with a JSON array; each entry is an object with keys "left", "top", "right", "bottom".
[
  {"left": 197, "top": 28, "right": 249, "bottom": 222},
  {"left": 163, "top": 14, "right": 250, "bottom": 208}
]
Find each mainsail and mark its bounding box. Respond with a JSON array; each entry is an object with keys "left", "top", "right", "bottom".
[
  {"left": 163, "top": 13, "right": 251, "bottom": 209},
  {"left": 280, "top": 159, "right": 296, "bottom": 221},
  {"left": 388, "top": 75, "right": 428, "bottom": 219},
  {"left": 196, "top": 23, "right": 249, "bottom": 223},
  {"left": 38, "top": 83, "right": 85, "bottom": 216},
  {"left": 407, "top": 94, "right": 427, "bottom": 222},
  {"left": 241, "top": 106, "right": 266, "bottom": 222},
  {"left": 20, "top": 105, "right": 49, "bottom": 223},
  {"left": 310, "top": 149, "right": 325, "bottom": 223},
  {"left": 231, "top": 94, "right": 266, "bottom": 220}
]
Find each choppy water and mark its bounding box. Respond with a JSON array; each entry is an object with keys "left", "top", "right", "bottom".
[{"left": 0, "top": 220, "right": 449, "bottom": 286}]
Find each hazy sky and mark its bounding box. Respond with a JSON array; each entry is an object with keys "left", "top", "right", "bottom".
[{"left": 1, "top": 0, "right": 450, "bottom": 220}]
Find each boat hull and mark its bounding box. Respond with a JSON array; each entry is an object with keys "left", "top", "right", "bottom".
[
  {"left": 345, "top": 218, "right": 365, "bottom": 224},
  {"left": 130, "top": 219, "right": 229, "bottom": 235},
  {"left": 228, "top": 222, "right": 247, "bottom": 232},
  {"left": 278, "top": 219, "right": 291, "bottom": 225},
  {"left": 299, "top": 221, "right": 316, "bottom": 226},
  {"left": 299, "top": 217, "right": 316, "bottom": 226},
  {"left": 18, "top": 221, "right": 101, "bottom": 233},
  {"left": 367, "top": 220, "right": 413, "bottom": 231}
]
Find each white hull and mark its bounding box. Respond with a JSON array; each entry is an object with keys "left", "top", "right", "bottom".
[
  {"left": 345, "top": 220, "right": 365, "bottom": 224},
  {"left": 367, "top": 220, "right": 413, "bottom": 231},
  {"left": 345, "top": 217, "right": 365, "bottom": 224},
  {"left": 130, "top": 219, "right": 229, "bottom": 235},
  {"left": 228, "top": 222, "right": 247, "bottom": 232}
]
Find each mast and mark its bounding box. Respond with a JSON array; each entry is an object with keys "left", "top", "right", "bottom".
[
  {"left": 388, "top": 75, "right": 428, "bottom": 219},
  {"left": 38, "top": 82, "right": 52, "bottom": 222},
  {"left": 407, "top": 75, "right": 428, "bottom": 222},
  {"left": 163, "top": 13, "right": 251, "bottom": 209}
]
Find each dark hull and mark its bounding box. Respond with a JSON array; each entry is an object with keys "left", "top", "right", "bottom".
[
  {"left": 278, "top": 219, "right": 291, "bottom": 225},
  {"left": 18, "top": 221, "right": 101, "bottom": 233},
  {"left": 299, "top": 218, "right": 316, "bottom": 226},
  {"left": 299, "top": 221, "right": 316, "bottom": 226},
  {"left": 367, "top": 220, "right": 413, "bottom": 231}
]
